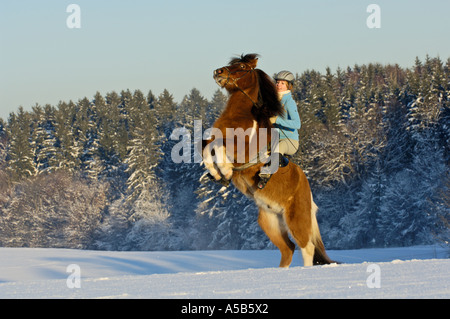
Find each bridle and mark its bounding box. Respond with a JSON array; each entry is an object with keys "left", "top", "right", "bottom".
[{"left": 217, "top": 64, "right": 263, "bottom": 109}]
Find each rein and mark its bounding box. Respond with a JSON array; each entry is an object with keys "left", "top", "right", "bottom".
[{"left": 232, "top": 144, "right": 270, "bottom": 172}]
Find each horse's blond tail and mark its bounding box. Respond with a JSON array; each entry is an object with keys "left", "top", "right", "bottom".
[{"left": 310, "top": 194, "right": 335, "bottom": 265}]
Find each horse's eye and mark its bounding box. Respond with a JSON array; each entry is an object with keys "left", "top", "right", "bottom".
[{"left": 240, "top": 64, "right": 246, "bottom": 69}]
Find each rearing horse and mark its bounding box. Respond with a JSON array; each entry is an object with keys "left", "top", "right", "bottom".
[{"left": 202, "top": 54, "right": 334, "bottom": 267}]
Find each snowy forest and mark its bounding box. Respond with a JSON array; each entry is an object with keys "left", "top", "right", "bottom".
[{"left": 0, "top": 55, "right": 449, "bottom": 251}]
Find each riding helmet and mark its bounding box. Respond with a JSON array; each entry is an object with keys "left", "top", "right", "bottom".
[{"left": 274, "top": 70, "right": 295, "bottom": 84}]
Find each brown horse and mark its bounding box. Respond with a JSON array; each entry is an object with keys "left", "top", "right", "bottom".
[{"left": 202, "top": 54, "right": 334, "bottom": 267}]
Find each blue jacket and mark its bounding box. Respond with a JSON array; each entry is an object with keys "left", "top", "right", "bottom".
[{"left": 273, "top": 91, "right": 301, "bottom": 141}]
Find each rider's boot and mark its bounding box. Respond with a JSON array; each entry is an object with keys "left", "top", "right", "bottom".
[{"left": 257, "top": 153, "right": 289, "bottom": 189}]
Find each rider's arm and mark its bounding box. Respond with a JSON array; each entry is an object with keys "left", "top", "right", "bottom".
[{"left": 275, "top": 97, "right": 301, "bottom": 130}]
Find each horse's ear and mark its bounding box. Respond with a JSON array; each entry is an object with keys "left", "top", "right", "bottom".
[{"left": 249, "top": 57, "right": 258, "bottom": 69}]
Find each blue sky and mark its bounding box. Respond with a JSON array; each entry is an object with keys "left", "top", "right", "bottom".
[{"left": 1, "top": 0, "right": 449, "bottom": 120}]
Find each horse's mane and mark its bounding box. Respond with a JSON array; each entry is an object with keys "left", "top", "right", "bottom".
[
  {"left": 228, "top": 53, "right": 260, "bottom": 66},
  {"left": 253, "top": 69, "right": 284, "bottom": 126},
  {"left": 228, "top": 54, "right": 284, "bottom": 126}
]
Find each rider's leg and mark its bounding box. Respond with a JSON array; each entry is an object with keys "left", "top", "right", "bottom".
[{"left": 257, "top": 139, "right": 299, "bottom": 189}]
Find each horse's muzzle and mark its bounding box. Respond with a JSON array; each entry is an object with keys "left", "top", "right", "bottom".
[
  {"left": 213, "top": 68, "right": 227, "bottom": 87},
  {"left": 214, "top": 68, "right": 224, "bottom": 76}
]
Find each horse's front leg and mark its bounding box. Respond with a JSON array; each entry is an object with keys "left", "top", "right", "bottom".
[{"left": 202, "top": 139, "right": 234, "bottom": 181}]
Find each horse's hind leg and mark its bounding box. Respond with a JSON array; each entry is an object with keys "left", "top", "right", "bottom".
[
  {"left": 258, "top": 209, "right": 295, "bottom": 267},
  {"left": 300, "top": 241, "right": 315, "bottom": 267},
  {"left": 284, "top": 205, "right": 314, "bottom": 267}
]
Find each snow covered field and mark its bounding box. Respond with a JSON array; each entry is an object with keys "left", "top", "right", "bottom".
[{"left": 0, "top": 246, "right": 448, "bottom": 299}]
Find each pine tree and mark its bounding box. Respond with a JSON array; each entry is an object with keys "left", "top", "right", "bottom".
[
  {"left": 94, "top": 92, "right": 112, "bottom": 162},
  {"left": 79, "top": 97, "right": 103, "bottom": 180},
  {"left": 93, "top": 194, "right": 131, "bottom": 250},
  {"left": 207, "top": 89, "right": 227, "bottom": 127},
  {"left": 0, "top": 118, "right": 7, "bottom": 172},
  {"left": 341, "top": 159, "right": 387, "bottom": 248},
  {"left": 180, "top": 88, "right": 209, "bottom": 128},
  {"left": 7, "top": 107, "right": 36, "bottom": 179},
  {"left": 408, "top": 56, "right": 443, "bottom": 133},
  {"left": 147, "top": 90, "right": 157, "bottom": 109},
  {"left": 54, "top": 101, "right": 81, "bottom": 173},
  {"left": 124, "top": 92, "right": 161, "bottom": 201},
  {"left": 322, "top": 66, "right": 342, "bottom": 127},
  {"left": 155, "top": 89, "right": 177, "bottom": 130},
  {"left": 31, "top": 104, "right": 58, "bottom": 174},
  {"left": 0, "top": 118, "right": 6, "bottom": 140},
  {"left": 408, "top": 132, "right": 447, "bottom": 243},
  {"left": 105, "top": 91, "right": 128, "bottom": 162},
  {"left": 382, "top": 99, "right": 413, "bottom": 173}
]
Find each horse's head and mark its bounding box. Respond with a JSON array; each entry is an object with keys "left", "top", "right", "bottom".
[
  {"left": 213, "top": 53, "right": 283, "bottom": 126},
  {"left": 213, "top": 53, "right": 259, "bottom": 91}
]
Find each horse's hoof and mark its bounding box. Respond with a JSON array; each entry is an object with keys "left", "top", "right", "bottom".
[{"left": 219, "top": 178, "right": 230, "bottom": 187}]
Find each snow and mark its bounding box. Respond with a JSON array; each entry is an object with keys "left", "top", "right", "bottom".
[{"left": 0, "top": 246, "right": 448, "bottom": 299}]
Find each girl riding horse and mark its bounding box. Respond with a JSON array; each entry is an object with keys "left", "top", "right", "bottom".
[
  {"left": 258, "top": 70, "right": 301, "bottom": 189},
  {"left": 202, "top": 54, "right": 334, "bottom": 267}
]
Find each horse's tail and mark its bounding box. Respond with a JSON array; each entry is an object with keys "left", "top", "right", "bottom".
[{"left": 310, "top": 195, "right": 336, "bottom": 265}]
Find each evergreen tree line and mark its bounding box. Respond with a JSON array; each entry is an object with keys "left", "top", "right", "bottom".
[{"left": 0, "top": 56, "right": 448, "bottom": 250}]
